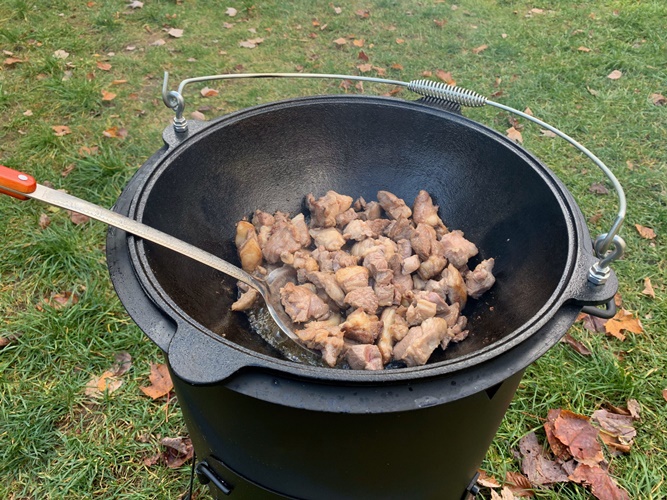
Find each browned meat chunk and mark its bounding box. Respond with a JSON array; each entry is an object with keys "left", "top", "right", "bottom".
[
  {"left": 374, "top": 283, "right": 396, "bottom": 307},
  {"left": 355, "top": 197, "right": 383, "bottom": 220},
  {"left": 402, "top": 254, "right": 421, "bottom": 275},
  {"left": 251, "top": 210, "right": 275, "bottom": 229},
  {"left": 296, "top": 321, "right": 344, "bottom": 367},
  {"left": 231, "top": 287, "right": 259, "bottom": 311},
  {"left": 235, "top": 221, "right": 263, "bottom": 272},
  {"left": 309, "top": 227, "right": 345, "bottom": 251},
  {"left": 406, "top": 298, "right": 438, "bottom": 326},
  {"left": 412, "top": 190, "right": 448, "bottom": 235},
  {"left": 363, "top": 249, "right": 389, "bottom": 276},
  {"left": 410, "top": 223, "right": 437, "bottom": 260},
  {"left": 307, "top": 271, "right": 346, "bottom": 307},
  {"left": 411, "top": 290, "right": 450, "bottom": 314},
  {"left": 377, "top": 190, "right": 412, "bottom": 220},
  {"left": 345, "top": 344, "right": 384, "bottom": 370},
  {"left": 343, "top": 219, "right": 374, "bottom": 241},
  {"left": 291, "top": 214, "right": 311, "bottom": 247},
  {"left": 344, "top": 286, "right": 379, "bottom": 314},
  {"left": 331, "top": 250, "right": 359, "bottom": 271},
  {"left": 385, "top": 217, "right": 415, "bottom": 242},
  {"left": 262, "top": 214, "right": 304, "bottom": 264},
  {"left": 340, "top": 308, "right": 383, "bottom": 344},
  {"left": 393, "top": 317, "right": 448, "bottom": 367},
  {"left": 442, "top": 314, "right": 468, "bottom": 349},
  {"left": 366, "top": 218, "right": 392, "bottom": 237},
  {"left": 335, "top": 265, "right": 370, "bottom": 293},
  {"left": 307, "top": 191, "right": 354, "bottom": 228},
  {"left": 350, "top": 238, "right": 380, "bottom": 258},
  {"left": 440, "top": 264, "right": 467, "bottom": 309},
  {"left": 466, "top": 258, "right": 496, "bottom": 299},
  {"left": 396, "top": 239, "right": 413, "bottom": 259},
  {"left": 280, "top": 282, "right": 330, "bottom": 323},
  {"left": 439, "top": 230, "right": 478, "bottom": 268},
  {"left": 377, "top": 307, "right": 409, "bottom": 363},
  {"left": 281, "top": 249, "right": 319, "bottom": 273},
  {"left": 335, "top": 208, "right": 358, "bottom": 228},
  {"left": 418, "top": 255, "right": 448, "bottom": 280}
]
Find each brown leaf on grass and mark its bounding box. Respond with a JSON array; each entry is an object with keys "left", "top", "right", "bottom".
[
  {"left": 560, "top": 333, "right": 592, "bottom": 356},
  {"left": 43, "top": 291, "right": 79, "bottom": 310},
  {"left": 140, "top": 363, "right": 173, "bottom": 399},
  {"left": 519, "top": 432, "right": 570, "bottom": 486},
  {"left": 200, "top": 87, "right": 219, "bottom": 97},
  {"left": 589, "top": 182, "right": 609, "bottom": 194},
  {"left": 477, "top": 469, "right": 501, "bottom": 488},
  {"left": 85, "top": 370, "right": 123, "bottom": 398},
  {"left": 190, "top": 111, "right": 206, "bottom": 121},
  {"left": 634, "top": 224, "right": 656, "bottom": 239},
  {"left": 391, "top": 63, "right": 403, "bottom": 70},
  {"left": 504, "top": 471, "right": 534, "bottom": 497},
  {"left": 167, "top": 28, "right": 184, "bottom": 38},
  {"left": 150, "top": 39, "right": 166, "bottom": 46},
  {"left": 434, "top": 18, "right": 447, "bottom": 27},
  {"left": 598, "top": 432, "right": 631, "bottom": 455},
  {"left": 569, "top": 463, "right": 630, "bottom": 500},
  {"left": 333, "top": 37, "right": 347, "bottom": 46},
  {"left": 111, "top": 351, "right": 132, "bottom": 376},
  {"left": 239, "top": 38, "right": 264, "bottom": 48},
  {"left": 0, "top": 333, "right": 21, "bottom": 349},
  {"left": 604, "top": 309, "right": 643, "bottom": 341},
  {"left": 78, "top": 145, "right": 99, "bottom": 157},
  {"left": 143, "top": 453, "right": 161, "bottom": 467},
  {"left": 339, "top": 80, "right": 352, "bottom": 91},
  {"left": 540, "top": 129, "right": 557, "bottom": 138},
  {"left": 662, "top": 389, "right": 667, "bottom": 402},
  {"left": 128, "top": 0, "right": 143, "bottom": 8},
  {"left": 358, "top": 50, "right": 369, "bottom": 61},
  {"left": 355, "top": 9, "right": 370, "bottom": 18},
  {"left": 472, "top": 44, "right": 489, "bottom": 54},
  {"left": 545, "top": 411, "right": 574, "bottom": 460},
  {"left": 225, "top": 7, "right": 237, "bottom": 16},
  {"left": 588, "top": 211, "right": 603, "bottom": 224},
  {"left": 101, "top": 90, "right": 116, "bottom": 101},
  {"left": 626, "top": 399, "right": 640, "bottom": 420},
  {"left": 395, "top": 38, "right": 405, "bottom": 44},
  {"left": 506, "top": 126, "right": 523, "bottom": 144},
  {"left": 578, "top": 46, "right": 591, "bottom": 52},
  {"left": 61, "top": 163, "right": 75, "bottom": 178},
  {"left": 553, "top": 410, "right": 604, "bottom": 466},
  {"left": 103, "top": 126, "right": 128, "bottom": 139},
  {"left": 651, "top": 93, "right": 667, "bottom": 106},
  {"left": 490, "top": 487, "right": 515, "bottom": 500},
  {"left": 333, "top": 6, "right": 342, "bottom": 14},
  {"left": 68, "top": 211, "right": 90, "bottom": 225},
  {"left": 357, "top": 63, "right": 372, "bottom": 73},
  {"left": 592, "top": 409, "right": 636, "bottom": 447},
  {"left": 3, "top": 57, "right": 25, "bottom": 66},
  {"left": 38, "top": 213, "right": 51, "bottom": 229},
  {"left": 607, "top": 70, "right": 622, "bottom": 80},
  {"left": 353, "top": 39, "right": 364, "bottom": 47},
  {"left": 52, "top": 125, "right": 71, "bottom": 137},
  {"left": 53, "top": 49, "right": 69, "bottom": 59},
  {"left": 641, "top": 277, "right": 655, "bottom": 298},
  {"left": 161, "top": 436, "right": 194, "bottom": 468},
  {"left": 355, "top": 81, "right": 364, "bottom": 93},
  {"left": 96, "top": 61, "right": 112, "bottom": 71},
  {"left": 373, "top": 66, "right": 386, "bottom": 76},
  {"left": 435, "top": 69, "right": 456, "bottom": 85},
  {"left": 111, "top": 79, "right": 128, "bottom": 86}
]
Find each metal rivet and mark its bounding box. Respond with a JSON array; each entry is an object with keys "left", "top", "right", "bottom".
[{"left": 18, "top": 174, "right": 28, "bottom": 181}]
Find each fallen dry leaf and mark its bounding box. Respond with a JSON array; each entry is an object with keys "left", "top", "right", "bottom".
[
  {"left": 333, "top": 37, "right": 347, "bottom": 46},
  {"left": 190, "top": 111, "right": 206, "bottom": 120},
  {"left": 506, "top": 126, "right": 523, "bottom": 144},
  {"left": 434, "top": 18, "right": 447, "bottom": 27},
  {"left": 200, "top": 87, "right": 219, "bottom": 97},
  {"left": 577, "top": 313, "right": 608, "bottom": 334},
  {"left": 634, "top": 224, "right": 656, "bottom": 239},
  {"left": 112, "top": 79, "right": 128, "bottom": 85},
  {"left": 435, "top": 69, "right": 456, "bottom": 86},
  {"left": 569, "top": 463, "right": 630, "bottom": 500},
  {"left": 589, "top": 182, "right": 609, "bottom": 195},
  {"left": 504, "top": 471, "right": 534, "bottom": 497},
  {"left": 150, "top": 39, "right": 166, "bottom": 46},
  {"left": 530, "top": 8, "right": 544, "bottom": 14},
  {"left": 561, "top": 332, "right": 592, "bottom": 356},
  {"left": 626, "top": 399, "right": 641, "bottom": 420},
  {"left": 355, "top": 81, "right": 364, "bottom": 92},
  {"left": 111, "top": 351, "right": 132, "bottom": 376},
  {"left": 4, "top": 57, "right": 24, "bottom": 66},
  {"left": 225, "top": 7, "right": 237, "bottom": 16},
  {"left": 85, "top": 370, "right": 123, "bottom": 398},
  {"left": 578, "top": 46, "right": 592, "bottom": 52},
  {"left": 357, "top": 51, "right": 368, "bottom": 61},
  {"left": 53, "top": 49, "right": 69, "bottom": 59},
  {"left": 0, "top": 333, "right": 21, "bottom": 349},
  {"left": 61, "top": 163, "right": 75, "bottom": 177},
  {"left": 641, "top": 277, "right": 655, "bottom": 298},
  {"left": 140, "top": 363, "right": 173, "bottom": 399},
  {"left": 51, "top": 125, "right": 71, "bottom": 137},
  {"left": 651, "top": 93, "right": 666, "bottom": 106},
  {"left": 395, "top": 38, "right": 405, "bottom": 44},
  {"left": 103, "top": 126, "right": 128, "bottom": 139},
  {"left": 355, "top": 9, "right": 370, "bottom": 18},
  {"left": 353, "top": 39, "right": 364, "bottom": 47},
  {"left": 553, "top": 410, "right": 604, "bottom": 466},
  {"left": 68, "top": 211, "right": 90, "bottom": 225},
  {"left": 23, "top": 109, "right": 33, "bottom": 116},
  {"left": 167, "top": 28, "right": 184, "bottom": 38},
  {"left": 607, "top": 70, "right": 622, "bottom": 80},
  {"left": 101, "top": 90, "right": 116, "bottom": 101},
  {"left": 540, "top": 129, "right": 557, "bottom": 138},
  {"left": 161, "top": 436, "right": 194, "bottom": 468},
  {"left": 333, "top": 6, "right": 342, "bottom": 14},
  {"left": 490, "top": 487, "right": 515, "bottom": 500},
  {"left": 357, "top": 63, "right": 372, "bottom": 73},
  {"left": 96, "top": 61, "right": 112, "bottom": 71},
  {"left": 604, "top": 309, "right": 643, "bottom": 341},
  {"left": 239, "top": 37, "right": 263, "bottom": 48},
  {"left": 39, "top": 213, "right": 51, "bottom": 229},
  {"left": 78, "top": 145, "right": 99, "bottom": 156},
  {"left": 42, "top": 291, "right": 79, "bottom": 310},
  {"left": 519, "top": 432, "right": 569, "bottom": 486},
  {"left": 477, "top": 469, "right": 501, "bottom": 488},
  {"left": 662, "top": 389, "right": 667, "bottom": 402},
  {"left": 128, "top": 0, "right": 143, "bottom": 8},
  {"left": 472, "top": 44, "right": 489, "bottom": 54},
  {"left": 592, "top": 409, "right": 636, "bottom": 447},
  {"left": 391, "top": 63, "right": 403, "bottom": 70}
]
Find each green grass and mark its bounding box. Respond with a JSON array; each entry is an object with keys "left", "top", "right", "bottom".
[{"left": 1, "top": 0, "right": 666, "bottom": 498}]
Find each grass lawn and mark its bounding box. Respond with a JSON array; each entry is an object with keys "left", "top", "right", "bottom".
[{"left": 1, "top": 0, "right": 665, "bottom": 498}]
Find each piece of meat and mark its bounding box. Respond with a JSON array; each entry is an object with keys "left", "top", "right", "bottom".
[
  {"left": 396, "top": 239, "right": 413, "bottom": 260},
  {"left": 280, "top": 282, "right": 330, "bottom": 323},
  {"left": 257, "top": 224, "right": 271, "bottom": 249},
  {"left": 345, "top": 344, "right": 383, "bottom": 370},
  {"left": 377, "top": 307, "right": 409, "bottom": 364},
  {"left": 412, "top": 190, "right": 448, "bottom": 235},
  {"left": 309, "top": 227, "right": 346, "bottom": 251},
  {"left": 442, "top": 314, "right": 468, "bottom": 349},
  {"left": 262, "top": 215, "right": 304, "bottom": 264},
  {"left": 343, "top": 219, "right": 374, "bottom": 241},
  {"left": 440, "top": 264, "right": 467, "bottom": 309},
  {"left": 418, "top": 255, "right": 448, "bottom": 280},
  {"left": 402, "top": 254, "right": 421, "bottom": 275},
  {"left": 385, "top": 217, "right": 415, "bottom": 242},
  {"left": 365, "top": 218, "right": 392, "bottom": 237},
  {"left": 307, "top": 190, "right": 354, "bottom": 228},
  {"left": 411, "top": 290, "right": 450, "bottom": 314},
  {"left": 439, "top": 230, "right": 479, "bottom": 268},
  {"left": 231, "top": 287, "right": 259, "bottom": 311},
  {"left": 291, "top": 213, "right": 311, "bottom": 247},
  {"left": 335, "top": 208, "right": 358, "bottom": 228},
  {"left": 413, "top": 274, "right": 427, "bottom": 291},
  {"left": 350, "top": 238, "right": 381, "bottom": 258},
  {"left": 466, "top": 258, "right": 496, "bottom": 299},
  {"left": 406, "top": 298, "right": 438, "bottom": 326},
  {"left": 363, "top": 249, "right": 389, "bottom": 276},
  {"left": 410, "top": 223, "right": 437, "bottom": 260},
  {"left": 251, "top": 210, "right": 275, "bottom": 229},
  {"left": 344, "top": 286, "right": 379, "bottom": 314},
  {"left": 374, "top": 283, "right": 395, "bottom": 307},
  {"left": 393, "top": 317, "right": 448, "bottom": 367},
  {"left": 331, "top": 250, "right": 359, "bottom": 271},
  {"left": 296, "top": 322, "right": 344, "bottom": 367},
  {"left": 307, "top": 271, "right": 346, "bottom": 307},
  {"left": 335, "top": 265, "right": 370, "bottom": 293},
  {"left": 235, "top": 221, "right": 263, "bottom": 272},
  {"left": 439, "top": 302, "right": 460, "bottom": 327},
  {"left": 377, "top": 190, "right": 412, "bottom": 220},
  {"left": 281, "top": 249, "right": 319, "bottom": 272},
  {"left": 340, "top": 308, "right": 383, "bottom": 344},
  {"left": 312, "top": 247, "right": 334, "bottom": 273}
]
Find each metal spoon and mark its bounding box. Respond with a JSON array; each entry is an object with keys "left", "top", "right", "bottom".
[{"left": 0, "top": 165, "right": 320, "bottom": 361}]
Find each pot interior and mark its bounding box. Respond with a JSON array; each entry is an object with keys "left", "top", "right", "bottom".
[{"left": 136, "top": 97, "right": 572, "bottom": 365}]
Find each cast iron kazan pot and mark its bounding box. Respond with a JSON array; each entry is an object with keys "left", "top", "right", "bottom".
[{"left": 106, "top": 73, "right": 625, "bottom": 499}]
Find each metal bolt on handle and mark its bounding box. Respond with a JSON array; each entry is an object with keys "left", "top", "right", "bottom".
[{"left": 161, "top": 71, "right": 626, "bottom": 286}]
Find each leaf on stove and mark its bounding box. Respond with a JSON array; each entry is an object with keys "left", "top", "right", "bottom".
[
  {"left": 560, "top": 333, "right": 592, "bottom": 356},
  {"left": 604, "top": 309, "right": 643, "bottom": 341},
  {"left": 140, "top": 363, "right": 173, "bottom": 399},
  {"left": 634, "top": 224, "right": 656, "bottom": 239},
  {"left": 569, "top": 463, "right": 630, "bottom": 500},
  {"left": 553, "top": 410, "right": 604, "bottom": 466},
  {"left": 519, "top": 432, "right": 569, "bottom": 486},
  {"left": 161, "top": 436, "right": 194, "bottom": 468},
  {"left": 641, "top": 277, "right": 655, "bottom": 298}
]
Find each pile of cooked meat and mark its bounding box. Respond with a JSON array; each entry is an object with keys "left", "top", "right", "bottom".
[{"left": 232, "top": 190, "right": 495, "bottom": 370}]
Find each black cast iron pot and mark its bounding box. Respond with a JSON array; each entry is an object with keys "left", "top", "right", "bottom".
[{"left": 107, "top": 95, "right": 617, "bottom": 499}]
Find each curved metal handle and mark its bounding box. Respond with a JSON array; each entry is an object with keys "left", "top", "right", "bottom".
[{"left": 161, "top": 72, "right": 625, "bottom": 284}]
